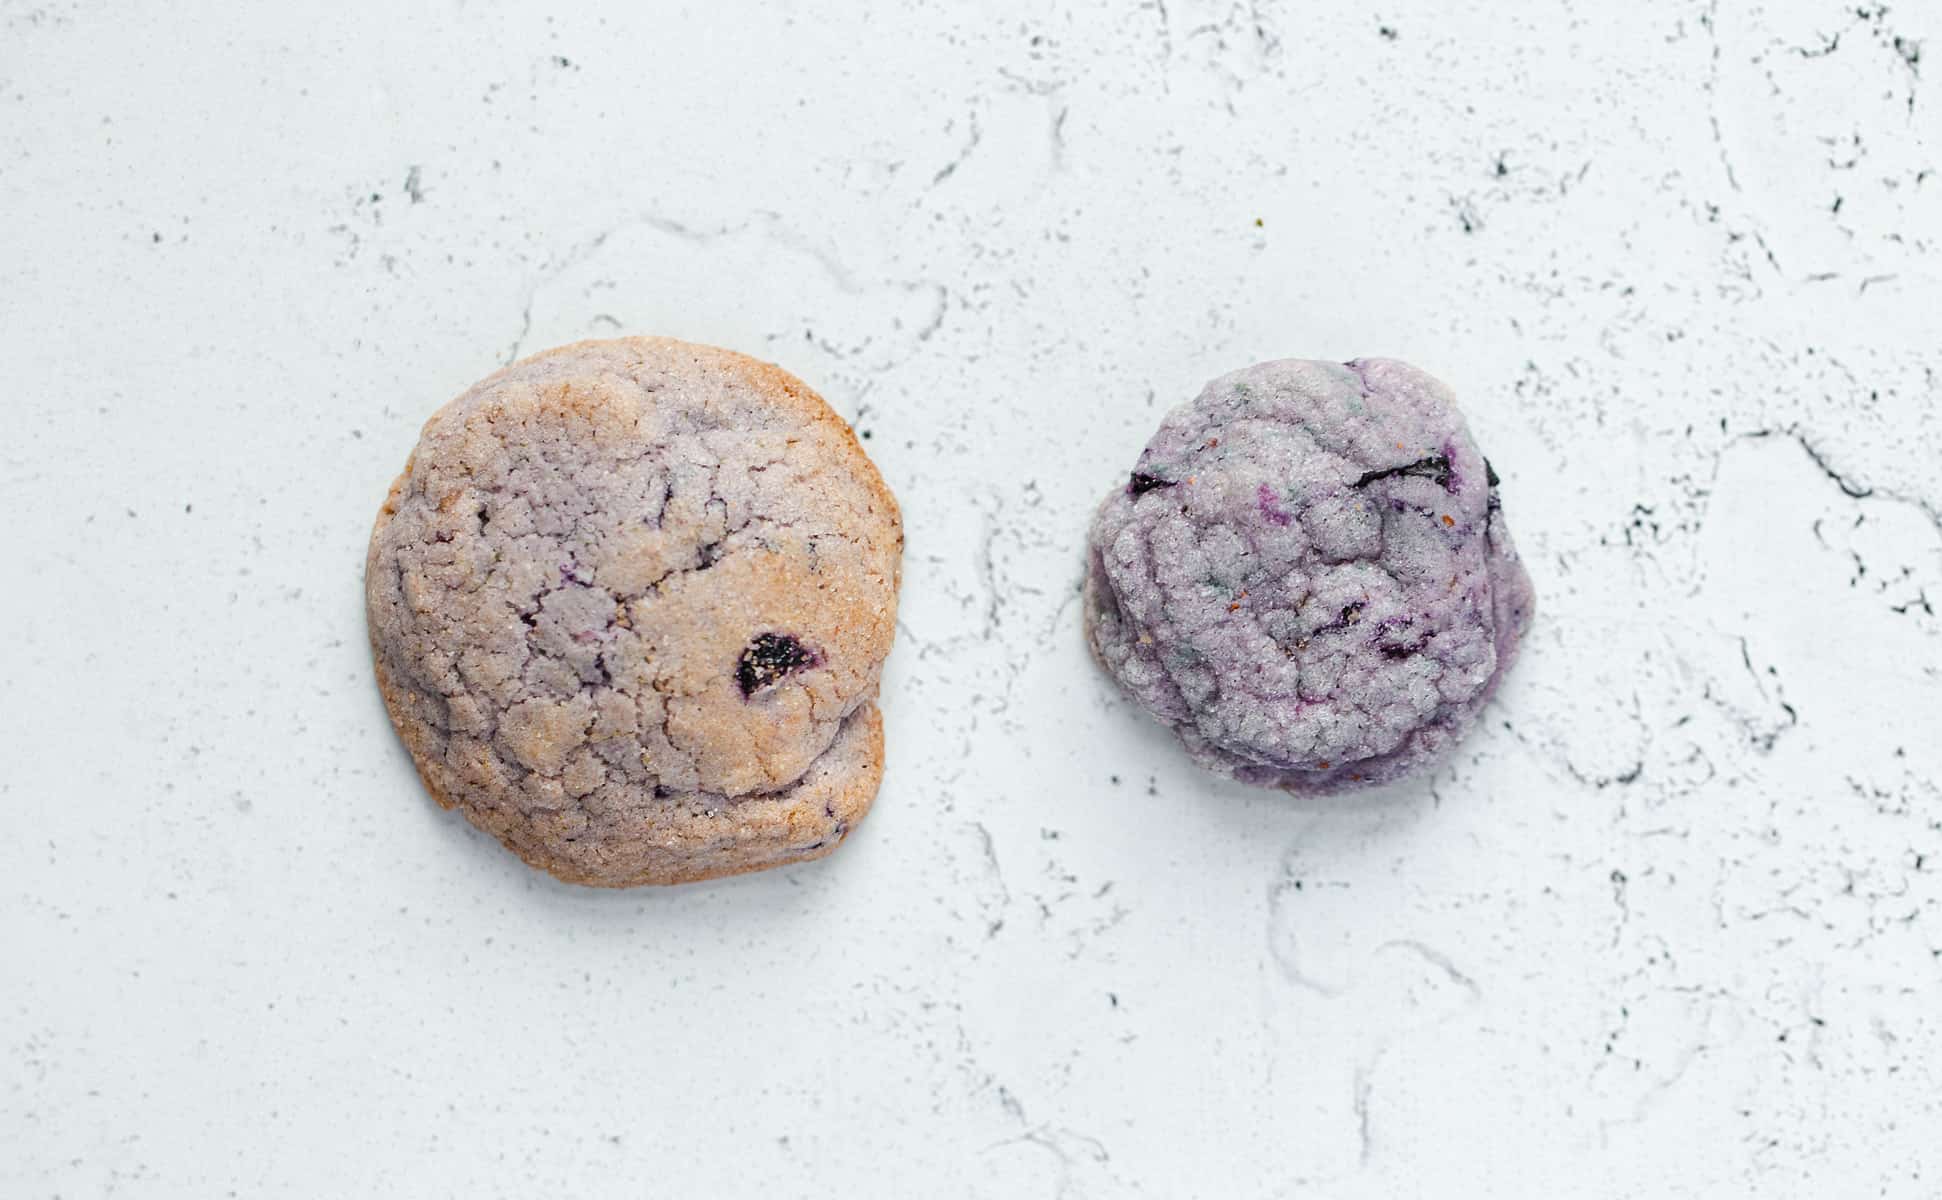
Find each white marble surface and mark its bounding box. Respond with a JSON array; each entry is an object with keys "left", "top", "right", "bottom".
[{"left": 5, "top": 1, "right": 1940, "bottom": 1195}]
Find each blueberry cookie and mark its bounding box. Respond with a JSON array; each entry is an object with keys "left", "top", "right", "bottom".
[
  {"left": 367, "top": 337, "right": 902, "bottom": 885},
  {"left": 1085, "top": 358, "right": 1533, "bottom": 793}
]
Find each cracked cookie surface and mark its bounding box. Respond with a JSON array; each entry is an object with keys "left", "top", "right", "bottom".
[
  {"left": 1085, "top": 358, "right": 1534, "bottom": 793},
  {"left": 367, "top": 337, "right": 902, "bottom": 885}
]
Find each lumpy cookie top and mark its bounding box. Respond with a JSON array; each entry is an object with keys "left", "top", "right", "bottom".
[
  {"left": 1086, "top": 358, "right": 1533, "bottom": 792},
  {"left": 367, "top": 337, "right": 901, "bottom": 884}
]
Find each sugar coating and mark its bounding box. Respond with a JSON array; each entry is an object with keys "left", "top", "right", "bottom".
[
  {"left": 366, "top": 337, "right": 902, "bottom": 885},
  {"left": 1085, "top": 358, "right": 1534, "bottom": 793}
]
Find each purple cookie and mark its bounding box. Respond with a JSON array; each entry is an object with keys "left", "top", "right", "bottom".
[{"left": 1085, "top": 358, "right": 1534, "bottom": 793}]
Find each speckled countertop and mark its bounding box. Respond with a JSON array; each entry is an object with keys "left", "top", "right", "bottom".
[{"left": 5, "top": 1, "right": 1938, "bottom": 1196}]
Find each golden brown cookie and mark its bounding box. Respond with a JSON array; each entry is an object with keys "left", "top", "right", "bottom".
[{"left": 366, "top": 337, "right": 902, "bottom": 885}]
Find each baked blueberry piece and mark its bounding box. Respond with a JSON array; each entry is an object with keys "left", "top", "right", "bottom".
[
  {"left": 1085, "top": 358, "right": 1533, "bottom": 793},
  {"left": 367, "top": 337, "right": 902, "bottom": 885}
]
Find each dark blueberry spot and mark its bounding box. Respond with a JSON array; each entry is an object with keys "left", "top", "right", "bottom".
[
  {"left": 737, "top": 633, "right": 819, "bottom": 696},
  {"left": 1128, "top": 471, "right": 1177, "bottom": 496},
  {"left": 1485, "top": 458, "right": 1501, "bottom": 487},
  {"left": 1380, "top": 635, "right": 1431, "bottom": 660},
  {"left": 1372, "top": 616, "right": 1414, "bottom": 647},
  {"left": 1314, "top": 601, "right": 1366, "bottom": 638},
  {"left": 1354, "top": 454, "right": 1453, "bottom": 491}
]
